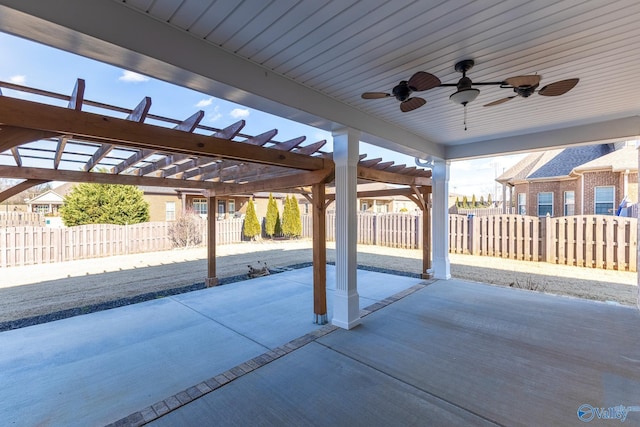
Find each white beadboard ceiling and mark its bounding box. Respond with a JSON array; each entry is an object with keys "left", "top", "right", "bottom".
[{"left": 0, "top": 0, "right": 639, "bottom": 160}]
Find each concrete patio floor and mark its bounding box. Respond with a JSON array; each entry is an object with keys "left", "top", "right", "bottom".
[
  {"left": 2, "top": 267, "right": 639, "bottom": 426},
  {"left": 144, "top": 279, "right": 640, "bottom": 427},
  {"left": 0, "top": 265, "right": 423, "bottom": 427}
]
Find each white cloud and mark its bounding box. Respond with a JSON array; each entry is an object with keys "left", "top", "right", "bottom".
[
  {"left": 196, "top": 97, "right": 213, "bottom": 107},
  {"left": 9, "top": 75, "right": 26, "bottom": 85},
  {"left": 207, "top": 106, "right": 222, "bottom": 122},
  {"left": 118, "top": 70, "right": 149, "bottom": 83},
  {"left": 230, "top": 108, "right": 250, "bottom": 119}
]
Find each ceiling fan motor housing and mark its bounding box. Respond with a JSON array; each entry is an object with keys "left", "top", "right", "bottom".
[
  {"left": 514, "top": 85, "right": 538, "bottom": 97},
  {"left": 392, "top": 81, "right": 411, "bottom": 101}
]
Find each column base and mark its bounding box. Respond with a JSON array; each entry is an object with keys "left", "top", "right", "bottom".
[
  {"left": 432, "top": 256, "right": 451, "bottom": 280},
  {"left": 205, "top": 277, "right": 219, "bottom": 287},
  {"left": 332, "top": 317, "right": 361, "bottom": 330},
  {"left": 332, "top": 291, "right": 361, "bottom": 330},
  {"left": 314, "top": 313, "right": 328, "bottom": 325}
]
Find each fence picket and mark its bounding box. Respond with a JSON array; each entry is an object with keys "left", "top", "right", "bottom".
[{"left": 0, "top": 213, "right": 637, "bottom": 272}]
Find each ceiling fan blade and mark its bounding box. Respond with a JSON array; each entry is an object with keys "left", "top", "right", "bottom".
[
  {"left": 483, "top": 96, "right": 515, "bottom": 107},
  {"left": 407, "top": 71, "right": 441, "bottom": 91},
  {"left": 361, "top": 92, "right": 391, "bottom": 99},
  {"left": 504, "top": 75, "right": 541, "bottom": 88},
  {"left": 400, "top": 97, "right": 426, "bottom": 112},
  {"left": 538, "top": 78, "right": 579, "bottom": 96}
]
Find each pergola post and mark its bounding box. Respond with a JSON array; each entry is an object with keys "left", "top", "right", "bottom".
[
  {"left": 312, "top": 182, "right": 327, "bottom": 324},
  {"left": 422, "top": 188, "right": 432, "bottom": 279},
  {"left": 206, "top": 194, "right": 218, "bottom": 287},
  {"left": 432, "top": 159, "right": 451, "bottom": 280},
  {"left": 332, "top": 127, "right": 360, "bottom": 330}
]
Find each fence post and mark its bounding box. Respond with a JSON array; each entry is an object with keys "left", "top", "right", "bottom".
[
  {"left": 543, "top": 214, "right": 554, "bottom": 263},
  {"left": 468, "top": 215, "right": 479, "bottom": 255}
]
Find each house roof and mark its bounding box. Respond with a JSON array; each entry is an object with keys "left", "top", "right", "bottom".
[
  {"left": 528, "top": 145, "right": 613, "bottom": 179},
  {"left": 496, "top": 143, "right": 628, "bottom": 184},
  {"left": 497, "top": 149, "right": 562, "bottom": 184},
  {"left": 25, "top": 189, "right": 64, "bottom": 204},
  {"left": 572, "top": 146, "right": 638, "bottom": 173}
]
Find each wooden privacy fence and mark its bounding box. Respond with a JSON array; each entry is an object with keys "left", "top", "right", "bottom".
[
  {"left": 0, "top": 211, "right": 43, "bottom": 227},
  {"left": 309, "top": 213, "right": 420, "bottom": 249},
  {"left": 450, "top": 214, "right": 638, "bottom": 271},
  {"left": 0, "top": 214, "right": 421, "bottom": 267},
  {"left": 2, "top": 214, "right": 637, "bottom": 271},
  {"left": 0, "top": 222, "right": 174, "bottom": 267}
]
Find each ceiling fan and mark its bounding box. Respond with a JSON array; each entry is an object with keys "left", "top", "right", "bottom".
[
  {"left": 361, "top": 59, "right": 579, "bottom": 112},
  {"left": 482, "top": 74, "right": 579, "bottom": 106},
  {"left": 360, "top": 71, "right": 441, "bottom": 112}
]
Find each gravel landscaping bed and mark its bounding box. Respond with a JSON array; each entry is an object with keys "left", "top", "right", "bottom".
[{"left": 0, "top": 240, "right": 636, "bottom": 331}]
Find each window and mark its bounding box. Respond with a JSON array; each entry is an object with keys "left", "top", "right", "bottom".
[
  {"left": 228, "top": 199, "right": 235, "bottom": 215},
  {"left": 192, "top": 198, "right": 207, "bottom": 216},
  {"left": 595, "top": 186, "right": 614, "bottom": 215},
  {"left": 564, "top": 191, "right": 575, "bottom": 216},
  {"left": 537, "top": 192, "right": 553, "bottom": 217},
  {"left": 165, "top": 202, "right": 176, "bottom": 221},
  {"left": 361, "top": 202, "right": 368, "bottom": 212},
  {"left": 34, "top": 204, "right": 50, "bottom": 215},
  {"left": 517, "top": 193, "right": 526, "bottom": 215}
]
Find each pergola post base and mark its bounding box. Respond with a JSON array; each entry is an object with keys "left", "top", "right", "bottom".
[
  {"left": 313, "top": 313, "right": 328, "bottom": 325},
  {"left": 205, "top": 277, "right": 219, "bottom": 287},
  {"left": 421, "top": 270, "right": 434, "bottom": 280}
]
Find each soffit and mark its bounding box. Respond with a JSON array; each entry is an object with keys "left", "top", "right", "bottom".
[{"left": 0, "top": 0, "right": 639, "bottom": 159}]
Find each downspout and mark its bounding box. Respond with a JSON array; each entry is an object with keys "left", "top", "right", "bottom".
[
  {"left": 580, "top": 172, "right": 584, "bottom": 215},
  {"left": 624, "top": 169, "right": 629, "bottom": 200}
]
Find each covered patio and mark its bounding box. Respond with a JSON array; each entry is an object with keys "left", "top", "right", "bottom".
[{"left": 0, "top": 1, "right": 639, "bottom": 425}]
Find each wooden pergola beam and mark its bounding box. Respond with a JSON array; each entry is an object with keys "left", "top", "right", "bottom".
[
  {"left": 84, "top": 96, "right": 152, "bottom": 171},
  {"left": 0, "top": 165, "right": 225, "bottom": 190},
  {"left": 0, "top": 179, "right": 50, "bottom": 203},
  {"left": 10, "top": 147, "right": 21, "bottom": 167},
  {"left": 111, "top": 149, "right": 155, "bottom": 174},
  {"left": 210, "top": 168, "right": 335, "bottom": 197},
  {"left": 324, "top": 186, "right": 424, "bottom": 201},
  {"left": 0, "top": 126, "right": 57, "bottom": 153},
  {"left": 54, "top": 79, "right": 85, "bottom": 170},
  {"left": 0, "top": 97, "right": 328, "bottom": 171},
  {"left": 357, "top": 166, "right": 431, "bottom": 186}
]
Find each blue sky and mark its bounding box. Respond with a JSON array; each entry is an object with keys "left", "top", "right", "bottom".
[{"left": 0, "top": 32, "right": 524, "bottom": 199}]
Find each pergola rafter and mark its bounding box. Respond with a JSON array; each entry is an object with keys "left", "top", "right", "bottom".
[{"left": 0, "top": 79, "right": 432, "bottom": 323}]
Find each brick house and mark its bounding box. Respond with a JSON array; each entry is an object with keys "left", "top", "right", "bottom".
[
  {"left": 138, "top": 186, "right": 252, "bottom": 222},
  {"left": 497, "top": 142, "right": 637, "bottom": 217},
  {"left": 140, "top": 188, "right": 307, "bottom": 222}
]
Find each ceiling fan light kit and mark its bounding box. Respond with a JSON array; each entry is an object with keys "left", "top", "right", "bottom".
[
  {"left": 449, "top": 87, "right": 480, "bottom": 105},
  {"left": 361, "top": 59, "right": 579, "bottom": 129}
]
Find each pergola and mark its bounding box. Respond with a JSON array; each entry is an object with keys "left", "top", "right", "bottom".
[
  {"left": 0, "top": 78, "right": 432, "bottom": 325},
  {"left": 0, "top": 0, "right": 639, "bottom": 324}
]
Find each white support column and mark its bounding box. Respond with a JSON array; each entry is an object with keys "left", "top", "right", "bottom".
[
  {"left": 432, "top": 159, "right": 451, "bottom": 280},
  {"left": 332, "top": 127, "right": 361, "bottom": 329},
  {"left": 636, "top": 143, "right": 640, "bottom": 308}
]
